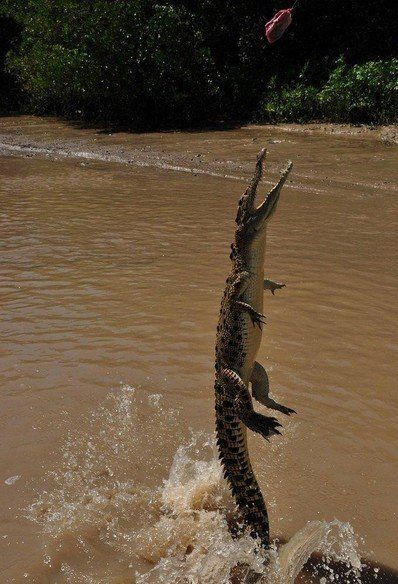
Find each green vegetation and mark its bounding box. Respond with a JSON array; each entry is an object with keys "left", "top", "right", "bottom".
[
  {"left": 1, "top": 1, "right": 220, "bottom": 126},
  {"left": 0, "top": 0, "right": 396, "bottom": 127},
  {"left": 261, "top": 59, "right": 398, "bottom": 124}
]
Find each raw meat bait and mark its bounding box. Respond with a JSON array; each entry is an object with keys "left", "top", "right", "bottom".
[{"left": 265, "top": 8, "right": 293, "bottom": 44}]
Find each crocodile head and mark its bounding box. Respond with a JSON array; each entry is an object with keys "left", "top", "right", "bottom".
[{"left": 235, "top": 149, "right": 292, "bottom": 250}]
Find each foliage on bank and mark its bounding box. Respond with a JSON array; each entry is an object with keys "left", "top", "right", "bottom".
[
  {"left": 260, "top": 58, "right": 398, "bottom": 124},
  {"left": 0, "top": 0, "right": 397, "bottom": 127},
  {"left": 1, "top": 1, "right": 221, "bottom": 126}
]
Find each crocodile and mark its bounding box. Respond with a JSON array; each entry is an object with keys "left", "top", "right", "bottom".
[{"left": 215, "top": 148, "right": 294, "bottom": 549}]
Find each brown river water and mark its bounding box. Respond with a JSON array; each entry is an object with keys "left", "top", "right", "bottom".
[{"left": 0, "top": 117, "right": 397, "bottom": 583}]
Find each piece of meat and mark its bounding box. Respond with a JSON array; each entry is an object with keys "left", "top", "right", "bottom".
[{"left": 265, "top": 9, "right": 292, "bottom": 44}]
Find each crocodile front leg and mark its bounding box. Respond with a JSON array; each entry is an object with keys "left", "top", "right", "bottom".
[
  {"left": 230, "top": 271, "right": 266, "bottom": 329},
  {"left": 263, "top": 279, "right": 286, "bottom": 295},
  {"left": 231, "top": 271, "right": 251, "bottom": 298},
  {"left": 251, "top": 361, "right": 296, "bottom": 416},
  {"left": 222, "top": 368, "right": 282, "bottom": 439},
  {"left": 233, "top": 300, "right": 266, "bottom": 329}
]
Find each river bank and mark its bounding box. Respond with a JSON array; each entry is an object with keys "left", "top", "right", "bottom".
[{"left": 0, "top": 117, "right": 397, "bottom": 195}]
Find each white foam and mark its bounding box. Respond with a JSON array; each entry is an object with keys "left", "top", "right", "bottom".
[
  {"left": 25, "top": 386, "right": 364, "bottom": 583},
  {"left": 5, "top": 474, "right": 21, "bottom": 485}
]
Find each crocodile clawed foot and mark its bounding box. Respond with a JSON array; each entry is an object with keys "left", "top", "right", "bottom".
[
  {"left": 279, "top": 405, "right": 296, "bottom": 416},
  {"left": 270, "top": 283, "right": 285, "bottom": 295},
  {"left": 233, "top": 300, "right": 266, "bottom": 329},
  {"left": 250, "top": 310, "right": 267, "bottom": 330},
  {"left": 270, "top": 282, "right": 285, "bottom": 295},
  {"left": 264, "top": 279, "right": 286, "bottom": 295},
  {"left": 244, "top": 412, "right": 282, "bottom": 440}
]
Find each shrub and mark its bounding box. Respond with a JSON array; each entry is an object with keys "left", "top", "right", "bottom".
[
  {"left": 261, "top": 78, "right": 319, "bottom": 123},
  {"left": 259, "top": 58, "right": 398, "bottom": 125},
  {"left": 318, "top": 58, "right": 398, "bottom": 124},
  {"left": 4, "top": 0, "right": 220, "bottom": 127},
  {"left": 0, "top": 14, "right": 22, "bottom": 112}
]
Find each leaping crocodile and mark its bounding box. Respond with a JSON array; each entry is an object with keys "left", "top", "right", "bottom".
[{"left": 215, "top": 149, "right": 294, "bottom": 549}]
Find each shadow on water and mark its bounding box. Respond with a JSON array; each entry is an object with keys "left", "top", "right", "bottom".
[
  {"left": 75, "top": 119, "right": 245, "bottom": 136},
  {"left": 1, "top": 111, "right": 245, "bottom": 135},
  {"left": 298, "top": 555, "right": 398, "bottom": 584},
  {"left": 229, "top": 553, "right": 398, "bottom": 584}
]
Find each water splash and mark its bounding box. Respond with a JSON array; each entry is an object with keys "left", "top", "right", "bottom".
[
  {"left": 135, "top": 433, "right": 268, "bottom": 583},
  {"left": 134, "top": 434, "right": 363, "bottom": 584},
  {"left": 26, "top": 386, "right": 365, "bottom": 583},
  {"left": 273, "top": 520, "right": 362, "bottom": 583}
]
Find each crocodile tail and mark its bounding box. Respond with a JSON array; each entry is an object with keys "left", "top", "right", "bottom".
[{"left": 215, "top": 387, "right": 270, "bottom": 547}]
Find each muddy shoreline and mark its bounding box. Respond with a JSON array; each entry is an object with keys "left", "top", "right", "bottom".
[{"left": 0, "top": 116, "right": 397, "bottom": 196}]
